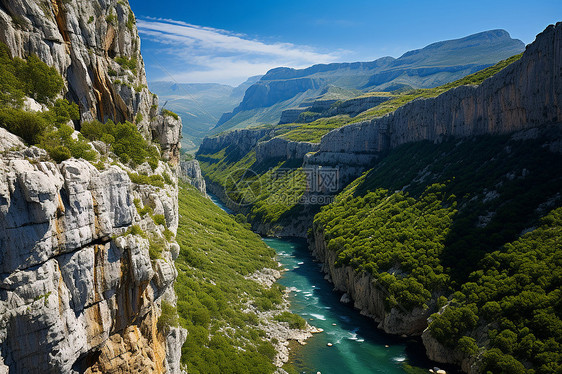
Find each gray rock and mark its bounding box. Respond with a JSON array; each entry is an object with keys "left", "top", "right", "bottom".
[
  {"left": 179, "top": 159, "right": 207, "bottom": 194},
  {"left": 198, "top": 128, "right": 273, "bottom": 157},
  {"left": 255, "top": 137, "right": 319, "bottom": 163}
]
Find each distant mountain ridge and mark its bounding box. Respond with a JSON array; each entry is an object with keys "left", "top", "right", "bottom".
[
  {"left": 149, "top": 75, "right": 261, "bottom": 151},
  {"left": 215, "top": 29, "right": 525, "bottom": 132}
]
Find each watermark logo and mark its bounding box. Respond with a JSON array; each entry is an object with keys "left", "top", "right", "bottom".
[
  {"left": 224, "top": 166, "right": 339, "bottom": 208},
  {"left": 223, "top": 168, "right": 262, "bottom": 207}
]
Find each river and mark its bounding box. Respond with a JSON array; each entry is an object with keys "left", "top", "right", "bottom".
[{"left": 209, "top": 194, "right": 443, "bottom": 374}]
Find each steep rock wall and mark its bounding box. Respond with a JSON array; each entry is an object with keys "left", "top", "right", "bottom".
[
  {"left": 0, "top": 0, "right": 181, "bottom": 162},
  {"left": 316, "top": 22, "right": 562, "bottom": 166},
  {"left": 198, "top": 128, "right": 273, "bottom": 157},
  {"left": 180, "top": 160, "right": 207, "bottom": 195},
  {"left": 0, "top": 0, "right": 185, "bottom": 372},
  {"left": 255, "top": 137, "right": 319, "bottom": 163},
  {"left": 0, "top": 132, "right": 185, "bottom": 373},
  {"left": 310, "top": 226, "right": 433, "bottom": 335}
]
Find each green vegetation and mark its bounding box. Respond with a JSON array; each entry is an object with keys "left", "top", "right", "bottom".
[
  {"left": 133, "top": 198, "right": 153, "bottom": 216},
  {"left": 313, "top": 132, "right": 562, "bottom": 372},
  {"left": 0, "top": 41, "right": 97, "bottom": 162},
  {"left": 152, "top": 214, "right": 166, "bottom": 226},
  {"left": 105, "top": 12, "right": 117, "bottom": 26},
  {"left": 88, "top": 16, "right": 94, "bottom": 24},
  {"left": 277, "top": 53, "right": 523, "bottom": 143},
  {"left": 0, "top": 42, "right": 63, "bottom": 107},
  {"left": 274, "top": 312, "right": 306, "bottom": 329},
  {"left": 175, "top": 184, "right": 284, "bottom": 373},
  {"left": 39, "top": 123, "right": 96, "bottom": 162},
  {"left": 198, "top": 148, "right": 311, "bottom": 230},
  {"left": 162, "top": 108, "right": 179, "bottom": 120},
  {"left": 158, "top": 301, "right": 179, "bottom": 333},
  {"left": 316, "top": 183, "right": 455, "bottom": 310},
  {"left": 127, "top": 11, "right": 135, "bottom": 32},
  {"left": 114, "top": 56, "right": 137, "bottom": 74},
  {"left": 125, "top": 224, "right": 146, "bottom": 238},
  {"left": 81, "top": 120, "right": 159, "bottom": 168},
  {"left": 127, "top": 172, "right": 165, "bottom": 188}
]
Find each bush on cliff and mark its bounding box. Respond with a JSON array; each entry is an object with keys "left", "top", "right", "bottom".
[{"left": 81, "top": 119, "right": 159, "bottom": 168}]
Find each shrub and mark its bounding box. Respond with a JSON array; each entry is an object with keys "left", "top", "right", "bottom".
[
  {"left": 158, "top": 301, "right": 179, "bottom": 333},
  {"left": 162, "top": 108, "right": 179, "bottom": 120},
  {"left": 128, "top": 172, "right": 165, "bottom": 188},
  {"left": 105, "top": 12, "right": 117, "bottom": 26},
  {"left": 48, "top": 145, "right": 72, "bottom": 163},
  {"left": 40, "top": 124, "right": 96, "bottom": 162},
  {"left": 127, "top": 11, "right": 135, "bottom": 31},
  {"left": 149, "top": 237, "right": 165, "bottom": 260},
  {"left": 274, "top": 312, "right": 306, "bottom": 329},
  {"left": 81, "top": 120, "right": 159, "bottom": 167},
  {"left": 17, "top": 55, "right": 64, "bottom": 104},
  {"left": 153, "top": 214, "right": 166, "bottom": 226},
  {"left": 114, "top": 56, "right": 137, "bottom": 74},
  {"left": 162, "top": 172, "right": 173, "bottom": 185},
  {"left": 125, "top": 224, "right": 146, "bottom": 238},
  {"left": 0, "top": 107, "right": 47, "bottom": 144}
]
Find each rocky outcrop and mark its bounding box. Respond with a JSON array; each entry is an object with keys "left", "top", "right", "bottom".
[
  {"left": 255, "top": 137, "right": 319, "bottom": 163},
  {"left": 315, "top": 22, "right": 562, "bottom": 175},
  {"left": 0, "top": 0, "right": 144, "bottom": 123},
  {"left": 279, "top": 107, "right": 309, "bottom": 124},
  {"left": 198, "top": 128, "right": 273, "bottom": 157},
  {"left": 0, "top": 146, "right": 185, "bottom": 373},
  {"left": 180, "top": 159, "right": 207, "bottom": 195},
  {"left": 0, "top": 0, "right": 181, "bottom": 162},
  {"left": 310, "top": 226, "right": 432, "bottom": 335},
  {"left": 0, "top": 1, "right": 185, "bottom": 372},
  {"left": 150, "top": 112, "right": 182, "bottom": 163}
]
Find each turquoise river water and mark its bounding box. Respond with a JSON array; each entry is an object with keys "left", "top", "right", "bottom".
[{"left": 209, "top": 195, "right": 448, "bottom": 374}]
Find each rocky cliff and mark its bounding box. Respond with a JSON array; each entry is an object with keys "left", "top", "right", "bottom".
[
  {"left": 179, "top": 159, "right": 207, "bottom": 195},
  {"left": 198, "top": 128, "right": 273, "bottom": 157},
  {"left": 315, "top": 22, "right": 562, "bottom": 175},
  {"left": 310, "top": 227, "right": 433, "bottom": 335},
  {"left": 255, "top": 137, "right": 319, "bottom": 163},
  {"left": 0, "top": 1, "right": 185, "bottom": 373},
  {"left": 0, "top": 0, "right": 180, "bottom": 162}
]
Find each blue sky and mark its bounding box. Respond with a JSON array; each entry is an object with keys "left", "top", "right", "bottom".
[{"left": 129, "top": 0, "right": 562, "bottom": 86}]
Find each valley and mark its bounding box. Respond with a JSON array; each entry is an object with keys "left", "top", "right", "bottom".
[{"left": 0, "top": 0, "right": 559, "bottom": 373}]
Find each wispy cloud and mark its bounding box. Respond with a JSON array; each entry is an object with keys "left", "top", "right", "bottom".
[{"left": 137, "top": 17, "right": 342, "bottom": 85}]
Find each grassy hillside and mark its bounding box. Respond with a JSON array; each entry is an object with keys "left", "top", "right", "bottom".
[
  {"left": 197, "top": 148, "right": 310, "bottom": 234},
  {"left": 313, "top": 131, "right": 562, "bottom": 373},
  {"left": 175, "top": 184, "right": 292, "bottom": 373}
]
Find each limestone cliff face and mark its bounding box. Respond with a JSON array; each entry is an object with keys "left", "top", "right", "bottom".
[
  {"left": 198, "top": 128, "right": 273, "bottom": 157},
  {"left": 316, "top": 22, "right": 562, "bottom": 172},
  {"left": 310, "top": 226, "right": 433, "bottom": 335},
  {"left": 0, "top": 128, "right": 185, "bottom": 373},
  {"left": 0, "top": 0, "right": 181, "bottom": 162},
  {"left": 179, "top": 160, "right": 207, "bottom": 195},
  {"left": 0, "top": 1, "right": 185, "bottom": 372},
  {"left": 255, "top": 137, "right": 319, "bottom": 163}
]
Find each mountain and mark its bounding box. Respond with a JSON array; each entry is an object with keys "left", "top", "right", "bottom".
[
  {"left": 149, "top": 76, "right": 261, "bottom": 152},
  {"left": 215, "top": 29, "right": 525, "bottom": 132},
  {"left": 196, "top": 22, "right": 562, "bottom": 373}
]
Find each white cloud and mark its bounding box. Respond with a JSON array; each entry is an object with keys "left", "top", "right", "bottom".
[{"left": 137, "top": 18, "right": 342, "bottom": 85}]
